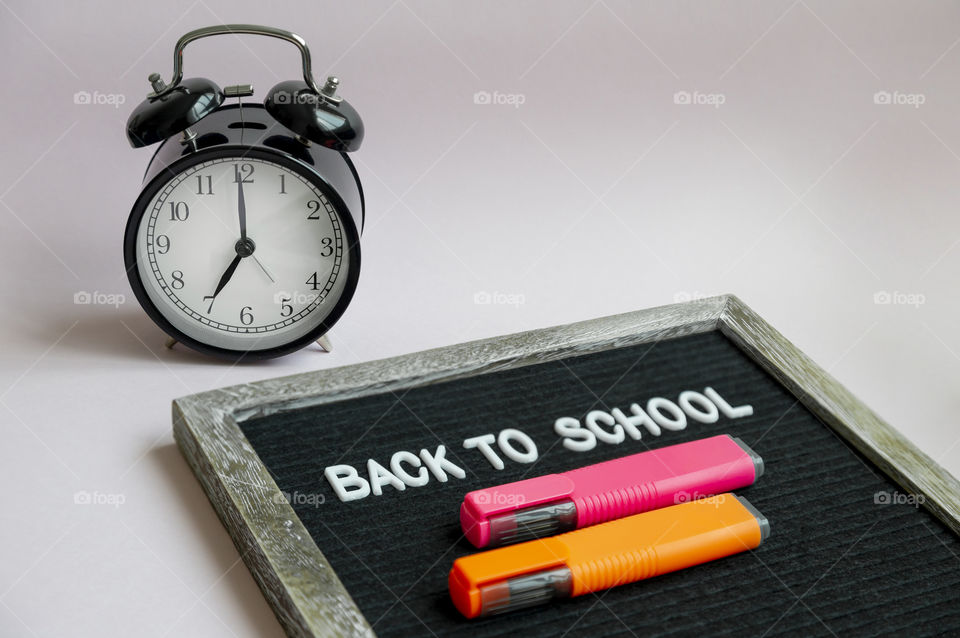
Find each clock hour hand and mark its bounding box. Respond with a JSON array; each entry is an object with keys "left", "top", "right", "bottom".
[{"left": 203, "top": 253, "right": 242, "bottom": 313}]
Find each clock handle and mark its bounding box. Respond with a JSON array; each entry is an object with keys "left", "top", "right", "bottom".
[{"left": 149, "top": 24, "right": 340, "bottom": 105}]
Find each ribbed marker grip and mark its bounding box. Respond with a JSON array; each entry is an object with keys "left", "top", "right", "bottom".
[
  {"left": 450, "top": 494, "right": 768, "bottom": 617},
  {"left": 461, "top": 434, "right": 763, "bottom": 547},
  {"left": 565, "top": 493, "right": 763, "bottom": 596}
]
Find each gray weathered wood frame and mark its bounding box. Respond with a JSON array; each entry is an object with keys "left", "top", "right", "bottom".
[{"left": 172, "top": 294, "right": 960, "bottom": 638}]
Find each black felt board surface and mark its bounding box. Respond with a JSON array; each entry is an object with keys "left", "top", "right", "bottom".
[{"left": 239, "top": 331, "right": 960, "bottom": 637}]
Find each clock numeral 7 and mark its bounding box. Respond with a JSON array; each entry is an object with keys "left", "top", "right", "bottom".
[{"left": 233, "top": 163, "right": 255, "bottom": 183}]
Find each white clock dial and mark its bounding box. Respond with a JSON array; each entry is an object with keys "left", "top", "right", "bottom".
[{"left": 134, "top": 156, "right": 351, "bottom": 352}]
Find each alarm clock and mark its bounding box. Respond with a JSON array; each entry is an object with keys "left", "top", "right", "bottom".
[{"left": 124, "top": 25, "right": 364, "bottom": 360}]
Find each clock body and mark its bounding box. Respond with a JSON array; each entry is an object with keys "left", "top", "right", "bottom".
[{"left": 124, "top": 104, "right": 363, "bottom": 360}]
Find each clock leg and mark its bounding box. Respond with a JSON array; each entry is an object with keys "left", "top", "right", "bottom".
[
  {"left": 316, "top": 334, "right": 332, "bottom": 353},
  {"left": 164, "top": 337, "right": 178, "bottom": 349}
]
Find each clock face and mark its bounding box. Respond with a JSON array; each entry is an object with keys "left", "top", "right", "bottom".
[{"left": 132, "top": 154, "right": 354, "bottom": 355}]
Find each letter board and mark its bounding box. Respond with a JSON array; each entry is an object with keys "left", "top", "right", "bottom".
[{"left": 173, "top": 296, "right": 960, "bottom": 637}]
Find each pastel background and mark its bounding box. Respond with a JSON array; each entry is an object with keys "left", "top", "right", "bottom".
[{"left": 2, "top": 2, "right": 959, "bottom": 635}]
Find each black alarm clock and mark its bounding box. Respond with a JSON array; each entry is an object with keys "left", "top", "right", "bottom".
[{"left": 124, "top": 25, "right": 364, "bottom": 361}]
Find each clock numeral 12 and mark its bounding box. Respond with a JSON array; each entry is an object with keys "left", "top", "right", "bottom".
[{"left": 233, "top": 163, "right": 255, "bottom": 183}]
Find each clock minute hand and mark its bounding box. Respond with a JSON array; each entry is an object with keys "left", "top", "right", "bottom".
[
  {"left": 237, "top": 177, "right": 247, "bottom": 241},
  {"left": 203, "top": 253, "right": 242, "bottom": 313}
]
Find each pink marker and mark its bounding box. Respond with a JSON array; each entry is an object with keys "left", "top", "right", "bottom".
[{"left": 460, "top": 434, "right": 763, "bottom": 548}]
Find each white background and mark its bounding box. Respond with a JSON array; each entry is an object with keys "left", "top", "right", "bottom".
[{"left": 2, "top": 1, "right": 959, "bottom": 636}]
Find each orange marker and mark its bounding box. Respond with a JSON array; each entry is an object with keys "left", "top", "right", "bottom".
[{"left": 449, "top": 493, "right": 768, "bottom": 618}]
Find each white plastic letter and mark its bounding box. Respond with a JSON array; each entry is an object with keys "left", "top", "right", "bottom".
[
  {"left": 610, "top": 404, "right": 661, "bottom": 439},
  {"left": 497, "top": 428, "right": 538, "bottom": 463},
  {"left": 585, "top": 410, "right": 624, "bottom": 444},
  {"left": 463, "top": 434, "right": 504, "bottom": 470},
  {"left": 419, "top": 445, "right": 466, "bottom": 482},
  {"left": 704, "top": 387, "right": 754, "bottom": 419},
  {"left": 646, "top": 397, "right": 687, "bottom": 431},
  {"left": 324, "top": 464, "right": 371, "bottom": 502},
  {"left": 679, "top": 391, "right": 719, "bottom": 424},
  {"left": 390, "top": 451, "right": 429, "bottom": 487},
  {"left": 367, "top": 459, "right": 406, "bottom": 496},
  {"left": 554, "top": 416, "right": 596, "bottom": 452}
]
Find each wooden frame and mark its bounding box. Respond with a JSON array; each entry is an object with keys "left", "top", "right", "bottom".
[{"left": 172, "top": 294, "right": 960, "bottom": 637}]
